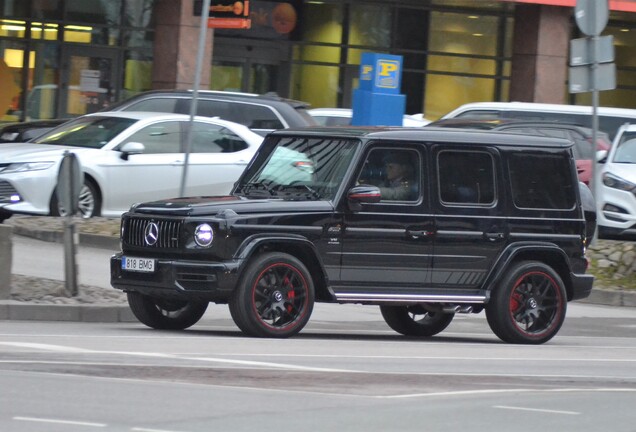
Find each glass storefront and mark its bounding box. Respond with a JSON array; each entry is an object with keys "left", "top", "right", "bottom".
[
  {"left": 0, "top": 0, "right": 155, "bottom": 122},
  {"left": 3, "top": 1, "right": 636, "bottom": 124}
]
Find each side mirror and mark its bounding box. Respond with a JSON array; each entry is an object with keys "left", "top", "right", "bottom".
[
  {"left": 596, "top": 149, "right": 608, "bottom": 163},
  {"left": 119, "top": 142, "right": 145, "bottom": 160},
  {"left": 347, "top": 185, "right": 381, "bottom": 211}
]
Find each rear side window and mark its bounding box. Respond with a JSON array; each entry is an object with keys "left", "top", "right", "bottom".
[
  {"left": 508, "top": 152, "right": 575, "bottom": 210},
  {"left": 438, "top": 150, "right": 495, "bottom": 205}
]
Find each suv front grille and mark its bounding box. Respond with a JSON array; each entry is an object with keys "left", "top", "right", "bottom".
[{"left": 123, "top": 217, "right": 182, "bottom": 249}]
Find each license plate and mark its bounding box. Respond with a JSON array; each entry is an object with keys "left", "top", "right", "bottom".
[{"left": 122, "top": 256, "right": 155, "bottom": 273}]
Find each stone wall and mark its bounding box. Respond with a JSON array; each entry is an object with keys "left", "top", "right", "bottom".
[{"left": 587, "top": 239, "right": 636, "bottom": 288}]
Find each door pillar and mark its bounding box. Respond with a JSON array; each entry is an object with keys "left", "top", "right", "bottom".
[
  {"left": 152, "top": 0, "right": 214, "bottom": 90},
  {"left": 509, "top": 5, "right": 571, "bottom": 103}
]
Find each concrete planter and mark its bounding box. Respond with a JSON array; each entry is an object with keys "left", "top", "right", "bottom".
[{"left": 0, "top": 225, "right": 12, "bottom": 299}]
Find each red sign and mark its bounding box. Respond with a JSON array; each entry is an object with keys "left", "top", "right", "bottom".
[{"left": 500, "top": 0, "right": 636, "bottom": 12}]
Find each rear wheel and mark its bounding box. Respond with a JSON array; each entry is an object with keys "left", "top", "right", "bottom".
[
  {"left": 380, "top": 305, "right": 454, "bottom": 337},
  {"left": 229, "top": 252, "right": 314, "bottom": 338},
  {"left": 486, "top": 261, "right": 566, "bottom": 344},
  {"left": 127, "top": 292, "right": 208, "bottom": 330}
]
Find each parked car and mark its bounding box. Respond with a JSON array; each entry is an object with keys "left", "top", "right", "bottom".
[
  {"left": 0, "top": 112, "right": 263, "bottom": 218},
  {"left": 105, "top": 90, "right": 317, "bottom": 136},
  {"left": 428, "top": 118, "right": 611, "bottom": 185},
  {"left": 597, "top": 123, "right": 636, "bottom": 238},
  {"left": 439, "top": 101, "right": 636, "bottom": 140},
  {"left": 111, "top": 126, "right": 594, "bottom": 344},
  {"left": 308, "top": 107, "right": 431, "bottom": 126},
  {"left": 0, "top": 119, "right": 69, "bottom": 143}
]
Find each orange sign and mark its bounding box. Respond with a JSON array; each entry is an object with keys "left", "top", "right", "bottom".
[{"left": 208, "top": 17, "right": 252, "bottom": 29}]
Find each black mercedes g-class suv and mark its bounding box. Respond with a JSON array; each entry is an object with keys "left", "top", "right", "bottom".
[{"left": 110, "top": 127, "right": 595, "bottom": 344}]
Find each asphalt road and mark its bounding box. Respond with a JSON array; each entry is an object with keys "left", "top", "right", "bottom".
[
  {"left": 5, "top": 236, "right": 636, "bottom": 431},
  {"left": 1, "top": 301, "right": 636, "bottom": 432}
]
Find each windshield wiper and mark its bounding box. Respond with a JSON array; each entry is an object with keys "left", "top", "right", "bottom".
[
  {"left": 240, "top": 181, "right": 278, "bottom": 197},
  {"left": 277, "top": 184, "right": 322, "bottom": 200}
]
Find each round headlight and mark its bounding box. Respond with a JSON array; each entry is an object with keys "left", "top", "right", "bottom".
[{"left": 194, "top": 223, "right": 214, "bottom": 247}]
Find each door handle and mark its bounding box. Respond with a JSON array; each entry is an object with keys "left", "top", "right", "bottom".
[
  {"left": 407, "top": 230, "right": 432, "bottom": 238},
  {"left": 485, "top": 232, "right": 504, "bottom": 241}
]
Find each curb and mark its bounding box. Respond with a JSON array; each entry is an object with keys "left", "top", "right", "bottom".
[
  {"left": 0, "top": 301, "right": 136, "bottom": 323},
  {"left": 11, "top": 225, "right": 120, "bottom": 251}
]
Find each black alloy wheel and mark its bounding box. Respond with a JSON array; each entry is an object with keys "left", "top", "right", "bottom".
[
  {"left": 229, "top": 252, "right": 314, "bottom": 338},
  {"left": 380, "top": 304, "right": 455, "bottom": 337},
  {"left": 486, "top": 261, "right": 567, "bottom": 344},
  {"left": 127, "top": 292, "right": 208, "bottom": 330}
]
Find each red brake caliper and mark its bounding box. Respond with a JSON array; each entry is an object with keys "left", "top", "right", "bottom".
[{"left": 284, "top": 276, "right": 295, "bottom": 312}]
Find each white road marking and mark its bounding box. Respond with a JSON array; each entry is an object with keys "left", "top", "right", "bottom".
[
  {"left": 13, "top": 416, "right": 107, "bottom": 427},
  {"left": 493, "top": 405, "right": 581, "bottom": 415},
  {"left": 131, "top": 428, "right": 188, "bottom": 432}
]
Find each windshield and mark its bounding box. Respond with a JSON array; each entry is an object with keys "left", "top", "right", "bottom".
[
  {"left": 614, "top": 134, "right": 636, "bottom": 164},
  {"left": 32, "top": 116, "right": 138, "bottom": 148},
  {"left": 237, "top": 136, "right": 358, "bottom": 201}
]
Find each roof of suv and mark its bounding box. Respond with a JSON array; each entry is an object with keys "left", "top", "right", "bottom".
[
  {"left": 105, "top": 89, "right": 317, "bottom": 129},
  {"left": 271, "top": 126, "right": 573, "bottom": 149}
]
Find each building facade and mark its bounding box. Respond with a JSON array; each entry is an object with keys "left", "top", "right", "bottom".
[{"left": 2, "top": 0, "right": 636, "bottom": 123}]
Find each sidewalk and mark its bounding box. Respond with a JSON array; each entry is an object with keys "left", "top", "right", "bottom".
[
  {"left": 1, "top": 215, "right": 635, "bottom": 324},
  {"left": 1, "top": 216, "right": 134, "bottom": 322}
]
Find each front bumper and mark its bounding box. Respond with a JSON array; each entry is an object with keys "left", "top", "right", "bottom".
[{"left": 110, "top": 252, "right": 241, "bottom": 301}]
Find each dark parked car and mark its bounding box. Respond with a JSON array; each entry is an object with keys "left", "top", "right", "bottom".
[
  {"left": 427, "top": 118, "right": 611, "bottom": 185},
  {"left": 0, "top": 119, "right": 68, "bottom": 143},
  {"left": 105, "top": 90, "right": 317, "bottom": 136},
  {"left": 111, "top": 126, "right": 594, "bottom": 344}
]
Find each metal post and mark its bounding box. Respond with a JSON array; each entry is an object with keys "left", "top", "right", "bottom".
[
  {"left": 63, "top": 216, "right": 78, "bottom": 296},
  {"left": 179, "top": 0, "right": 211, "bottom": 197},
  {"left": 591, "top": 35, "right": 599, "bottom": 244}
]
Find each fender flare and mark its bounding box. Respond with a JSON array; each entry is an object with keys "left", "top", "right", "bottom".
[{"left": 481, "top": 241, "right": 573, "bottom": 300}]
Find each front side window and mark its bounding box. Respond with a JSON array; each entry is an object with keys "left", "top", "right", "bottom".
[
  {"left": 237, "top": 136, "right": 357, "bottom": 201},
  {"left": 509, "top": 152, "right": 575, "bottom": 210},
  {"left": 357, "top": 148, "right": 420, "bottom": 202},
  {"left": 438, "top": 150, "right": 495, "bottom": 205}
]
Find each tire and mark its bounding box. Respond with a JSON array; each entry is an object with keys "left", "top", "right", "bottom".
[
  {"left": 380, "top": 305, "right": 454, "bottom": 337},
  {"left": 486, "top": 261, "right": 567, "bottom": 344},
  {"left": 51, "top": 179, "right": 101, "bottom": 218},
  {"left": 127, "top": 292, "right": 208, "bottom": 330},
  {"left": 229, "top": 252, "right": 314, "bottom": 338}
]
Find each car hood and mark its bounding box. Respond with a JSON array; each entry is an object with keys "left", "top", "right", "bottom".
[
  {"left": 129, "top": 195, "right": 335, "bottom": 217},
  {"left": 0, "top": 143, "right": 98, "bottom": 162},
  {"left": 604, "top": 162, "right": 636, "bottom": 183}
]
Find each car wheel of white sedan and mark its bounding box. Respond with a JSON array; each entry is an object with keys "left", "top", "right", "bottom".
[{"left": 51, "top": 180, "right": 101, "bottom": 218}]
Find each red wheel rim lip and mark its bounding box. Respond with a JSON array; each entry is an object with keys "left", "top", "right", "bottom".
[
  {"left": 508, "top": 270, "right": 564, "bottom": 339},
  {"left": 251, "top": 262, "right": 310, "bottom": 332}
]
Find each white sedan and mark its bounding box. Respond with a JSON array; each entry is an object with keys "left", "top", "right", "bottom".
[{"left": 0, "top": 112, "right": 263, "bottom": 218}]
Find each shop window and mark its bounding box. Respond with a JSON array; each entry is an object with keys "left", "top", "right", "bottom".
[
  {"left": 291, "top": 64, "right": 339, "bottom": 108},
  {"left": 0, "top": 0, "right": 30, "bottom": 18},
  {"left": 65, "top": 0, "right": 121, "bottom": 25}
]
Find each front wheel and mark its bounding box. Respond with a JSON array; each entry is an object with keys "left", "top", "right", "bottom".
[
  {"left": 229, "top": 252, "right": 314, "bottom": 338},
  {"left": 486, "top": 261, "right": 567, "bottom": 344},
  {"left": 51, "top": 179, "right": 101, "bottom": 218},
  {"left": 127, "top": 292, "right": 208, "bottom": 330},
  {"left": 380, "top": 305, "right": 454, "bottom": 337}
]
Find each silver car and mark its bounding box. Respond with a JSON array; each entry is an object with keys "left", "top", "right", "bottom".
[{"left": 0, "top": 112, "right": 263, "bottom": 218}]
